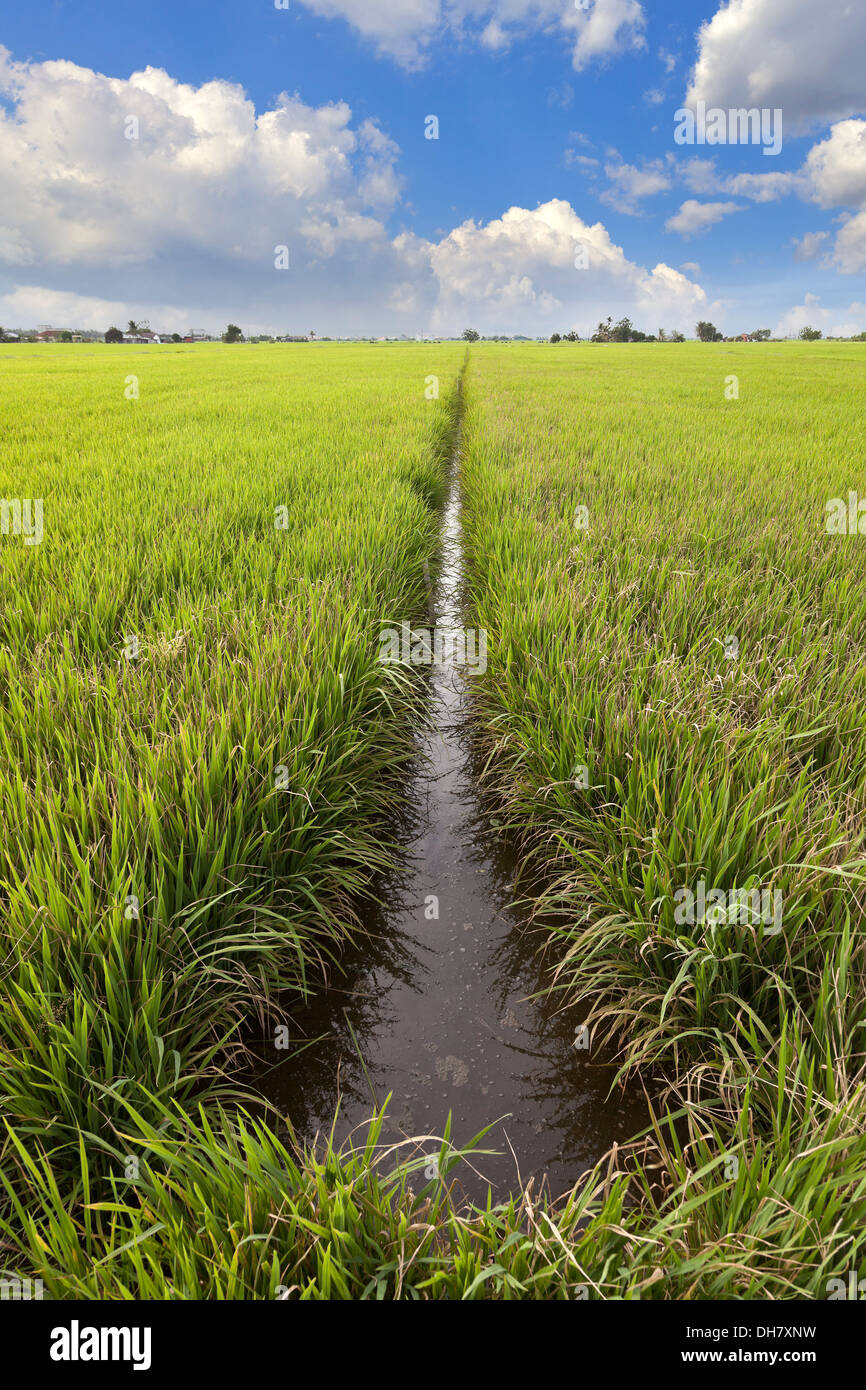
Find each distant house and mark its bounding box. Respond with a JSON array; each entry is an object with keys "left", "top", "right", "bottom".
[{"left": 37, "top": 329, "right": 64, "bottom": 341}]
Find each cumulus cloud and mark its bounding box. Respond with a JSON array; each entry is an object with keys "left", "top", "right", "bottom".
[
  {"left": 687, "top": 0, "right": 866, "bottom": 132},
  {"left": 296, "top": 0, "right": 646, "bottom": 70},
  {"left": 0, "top": 50, "right": 712, "bottom": 337},
  {"left": 428, "top": 199, "right": 706, "bottom": 334},
  {"left": 775, "top": 292, "right": 829, "bottom": 338},
  {"left": 830, "top": 213, "right": 866, "bottom": 273},
  {"left": 774, "top": 292, "right": 866, "bottom": 338},
  {"left": 0, "top": 47, "right": 428, "bottom": 334},
  {"left": 803, "top": 120, "right": 866, "bottom": 270},
  {"left": 665, "top": 200, "right": 740, "bottom": 236},
  {"left": 805, "top": 120, "right": 866, "bottom": 208}
]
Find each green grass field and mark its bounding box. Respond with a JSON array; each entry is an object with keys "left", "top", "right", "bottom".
[
  {"left": 1, "top": 341, "right": 864, "bottom": 1298},
  {"left": 460, "top": 341, "right": 866, "bottom": 1296}
]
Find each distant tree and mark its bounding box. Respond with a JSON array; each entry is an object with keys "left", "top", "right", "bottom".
[
  {"left": 104, "top": 326, "right": 123, "bottom": 343},
  {"left": 171, "top": 333, "right": 182, "bottom": 342},
  {"left": 222, "top": 324, "right": 244, "bottom": 343},
  {"left": 752, "top": 328, "right": 771, "bottom": 341},
  {"left": 563, "top": 331, "right": 580, "bottom": 342},
  {"left": 696, "top": 320, "right": 721, "bottom": 342},
  {"left": 462, "top": 328, "right": 480, "bottom": 342},
  {"left": 549, "top": 332, "right": 562, "bottom": 343},
  {"left": 127, "top": 320, "right": 139, "bottom": 335},
  {"left": 671, "top": 330, "right": 686, "bottom": 342},
  {"left": 611, "top": 316, "right": 633, "bottom": 342},
  {"left": 799, "top": 325, "right": 823, "bottom": 340},
  {"left": 591, "top": 316, "right": 613, "bottom": 343},
  {"left": 851, "top": 331, "right": 866, "bottom": 341},
  {"left": 657, "top": 328, "right": 667, "bottom": 342},
  {"left": 58, "top": 330, "right": 73, "bottom": 342}
]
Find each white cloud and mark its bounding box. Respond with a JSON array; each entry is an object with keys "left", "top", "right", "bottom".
[
  {"left": 0, "top": 285, "right": 192, "bottom": 333},
  {"left": 773, "top": 292, "right": 866, "bottom": 337},
  {"left": 672, "top": 122, "right": 865, "bottom": 217},
  {"left": 0, "top": 51, "right": 709, "bottom": 338},
  {"left": 665, "top": 200, "right": 740, "bottom": 236},
  {"left": 480, "top": 19, "right": 510, "bottom": 50},
  {"left": 725, "top": 171, "right": 805, "bottom": 202},
  {"left": 677, "top": 158, "right": 805, "bottom": 206},
  {"left": 805, "top": 120, "right": 866, "bottom": 208},
  {"left": 296, "top": 0, "right": 440, "bottom": 66},
  {"left": 669, "top": 117, "right": 866, "bottom": 270},
  {"left": 0, "top": 48, "right": 426, "bottom": 334},
  {"left": 680, "top": 158, "right": 722, "bottom": 195},
  {"left": 830, "top": 305, "right": 866, "bottom": 336},
  {"left": 564, "top": 0, "right": 646, "bottom": 72},
  {"left": 295, "top": 0, "right": 646, "bottom": 70},
  {"left": 792, "top": 231, "right": 829, "bottom": 262},
  {"left": 687, "top": 0, "right": 866, "bottom": 132},
  {"left": 428, "top": 198, "right": 706, "bottom": 334},
  {"left": 803, "top": 120, "right": 866, "bottom": 270},
  {"left": 831, "top": 213, "right": 866, "bottom": 273},
  {"left": 601, "top": 158, "right": 671, "bottom": 213},
  {"left": 774, "top": 292, "right": 830, "bottom": 337}
]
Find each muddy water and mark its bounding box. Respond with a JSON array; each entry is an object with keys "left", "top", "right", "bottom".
[{"left": 253, "top": 455, "right": 648, "bottom": 1203}]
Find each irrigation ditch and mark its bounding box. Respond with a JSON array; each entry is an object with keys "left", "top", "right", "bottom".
[{"left": 250, "top": 359, "right": 649, "bottom": 1203}]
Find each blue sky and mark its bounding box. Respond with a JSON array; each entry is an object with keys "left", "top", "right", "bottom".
[{"left": 1, "top": 0, "right": 864, "bottom": 336}]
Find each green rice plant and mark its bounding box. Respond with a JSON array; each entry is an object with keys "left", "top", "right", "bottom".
[
  {"left": 0, "top": 342, "right": 464, "bottom": 1223},
  {"left": 459, "top": 341, "right": 866, "bottom": 1296}
]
